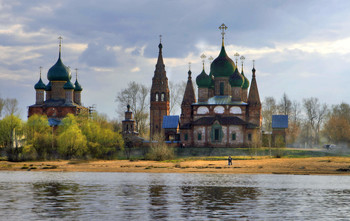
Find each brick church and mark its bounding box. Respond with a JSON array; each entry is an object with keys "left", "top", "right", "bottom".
[
  {"left": 150, "top": 24, "right": 262, "bottom": 147},
  {"left": 28, "top": 38, "right": 88, "bottom": 124}
]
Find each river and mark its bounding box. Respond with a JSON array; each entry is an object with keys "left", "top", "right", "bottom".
[{"left": 0, "top": 172, "right": 349, "bottom": 220}]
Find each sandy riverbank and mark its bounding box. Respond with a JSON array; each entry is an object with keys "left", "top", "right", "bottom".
[{"left": 1, "top": 157, "right": 350, "bottom": 175}]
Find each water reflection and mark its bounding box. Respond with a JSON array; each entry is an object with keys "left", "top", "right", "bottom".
[
  {"left": 31, "top": 182, "right": 81, "bottom": 219},
  {"left": 1, "top": 172, "right": 350, "bottom": 220}
]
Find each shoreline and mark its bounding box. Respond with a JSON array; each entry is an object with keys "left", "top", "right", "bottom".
[{"left": 1, "top": 156, "right": 350, "bottom": 175}]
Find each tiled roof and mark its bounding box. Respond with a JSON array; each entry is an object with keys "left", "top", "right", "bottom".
[
  {"left": 272, "top": 115, "right": 288, "bottom": 128},
  {"left": 193, "top": 96, "right": 248, "bottom": 106},
  {"left": 162, "top": 115, "right": 179, "bottom": 129}
]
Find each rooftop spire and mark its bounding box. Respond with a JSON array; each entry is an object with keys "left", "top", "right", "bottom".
[
  {"left": 234, "top": 52, "right": 240, "bottom": 67},
  {"left": 248, "top": 60, "right": 260, "bottom": 105},
  {"left": 75, "top": 68, "right": 78, "bottom": 80},
  {"left": 219, "top": 23, "right": 227, "bottom": 46},
  {"left": 200, "top": 53, "right": 206, "bottom": 70},
  {"left": 252, "top": 60, "right": 256, "bottom": 77},
  {"left": 240, "top": 55, "right": 245, "bottom": 73},
  {"left": 39, "top": 66, "right": 42, "bottom": 78},
  {"left": 58, "top": 36, "right": 63, "bottom": 58}
]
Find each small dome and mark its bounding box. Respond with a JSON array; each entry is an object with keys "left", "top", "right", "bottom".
[
  {"left": 229, "top": 67, "right": 244, "bottom": 87},
  {"left": 45, "top": 81, "right": 52, "bottom": 91},
  {"left": 74, "top": 79, "right": 83, "bottom": 91},
  {"left": 47, "top": 56, "right": 71, "bottom": 81},
  {"left": 34, "top": 77, "right": 46, "bottom": 90},
  {"left": 241, "top": 70, "right": 250, "bottom": 89},
  {"left": 196, "top": 69, "right": 212, "bottom": 88},
  {"left": 209, "top": 46, "right": 235, "bottom": 78},
  {"left": 63, "top": 80, "right": 75, "bottom": 90}
]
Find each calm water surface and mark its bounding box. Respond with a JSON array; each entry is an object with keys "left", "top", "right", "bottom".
[{"left": 0, "top": 172, "right": 350, "bottom": 220}]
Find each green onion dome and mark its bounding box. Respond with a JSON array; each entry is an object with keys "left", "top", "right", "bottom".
[
  {"left": 34, "top": 77, "right": 46, "bottom": 90},
  {"left": 229, "top": 67, "right": 244, "bottom": 87},
  {"left": 241, "top": 69, "right": 250, "bottom": 89},
  {"left": 74, "top": 79, "right": 83, "bottom": 91},
  {"left": 196, "top": 68, "right": 211, "bottom": 88},
  {"left": 45, "top": 81, "right": 52, "bottom": 91},
  {"left": 209, "top": 46, "right": 235, "bottom": 78},
  {"left": 47, "top": 55, "right": 71, "bottom": 81},
  {"left": 63, "top": 80, "right": 75, "bottom": 90}
]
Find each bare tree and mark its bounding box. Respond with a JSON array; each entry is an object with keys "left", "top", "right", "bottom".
[
  {"left": 278, "top": 93, "right": 292, "bottom": 115},
  {"left": 262, "top": 97, "right": 277, "bottom": 132},
  {"left": 302, "top": 97, "right": 328, "bottom": 147},
  {"left": 0, "top": 96, "right": 5, "bottom": 118},
  {"left": 169, "top": 81, "right": 186, "bottom": 115},
  {"left": 4, "top": 98, "right": 19, "bottom": 116},
  {"left": 115, "top": 81, "right": 150, "bottom": 137}
]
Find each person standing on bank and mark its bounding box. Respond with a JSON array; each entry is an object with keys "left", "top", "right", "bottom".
[{"left": 228, "top": 156, "right": 232, "bottom": 166}]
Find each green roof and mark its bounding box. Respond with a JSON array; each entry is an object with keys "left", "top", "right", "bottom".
[
  {"left": 74, "top": 79, "right": 83, "bottom": 91},
  {"left": 196, "top": 68, "right": 211, "bottom": 88},
  {"left": 241, "top": 70, "right": 250, "bottom": 89},
  {"left": 209, "top": 46, "right": 235, "bottom": 78},
  {"left": 63, "top": 80, "right": 75, "bottom": 90},
  {"left": 47, "top": 55, "right": 71, "bottom": 81},
  {"left": 34, "top": 77, "right": 46, "bottom": 90},
  {"left": 229, "top": 67, "right": 244, "bottom": 87},
  {"left": 45, "top": 81, "right": 51, "bottom": 91}
]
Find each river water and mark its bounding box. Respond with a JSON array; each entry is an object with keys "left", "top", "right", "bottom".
[{"left": 0, "top": 172, "right": 350, "bottom": 220}]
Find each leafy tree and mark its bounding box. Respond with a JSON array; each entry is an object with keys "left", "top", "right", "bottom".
[
  {"left": 57, "top": 114, "right": 87, "bottom": 159},
  {"left": 0, "top": 114, "right": 23, "bottom": 161},
  {"left": 26, "top": 114, "right": 53, "bottom": 160},
  {"left": 323, "top": 103, "right": 350, "bottom": 145},
  {"left": 0, "top": 96, "right": 4, "bottom": 118}
]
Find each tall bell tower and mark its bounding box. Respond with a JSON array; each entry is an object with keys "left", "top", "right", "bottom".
[{"left": 150, "top": 35, "right": 170, "bottom": 139}]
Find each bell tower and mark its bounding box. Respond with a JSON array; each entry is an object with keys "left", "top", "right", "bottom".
[{"left": 150, "top": 35, "right": 170, "bottom": 139}]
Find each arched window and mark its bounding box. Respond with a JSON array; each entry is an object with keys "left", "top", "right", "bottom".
[
  {"left": 126, "top": 125, "right": 129, "bottom": 130},
  {"left": 197, "top": 106, "right": 209, "bottom": 114},
  {"left": 230, "top": 107, "right": 242, "bottom": 114},
  {"left": 161, "top": 93, "right": 165, "bottom": 101},
  {"left": 155, "top": 93, "right": 159, "bottom": 101}
]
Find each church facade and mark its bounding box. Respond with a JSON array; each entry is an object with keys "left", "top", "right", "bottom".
[
  {"left": 28, "top": 38, "right": 88, "bottom": 123},
  {"left": 150, "top": 24, "right": 262, "bottom": 147}
]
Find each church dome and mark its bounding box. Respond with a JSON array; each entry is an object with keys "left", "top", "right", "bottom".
[
  {"left": 209, "top": 46, "right": 235, "bottom": 78},
  {"left": 34, "top": 77, "right": 46, "bottom": 90},
  {"left": 196, "top": 69, "right": 211, "bottom": 88},
  {"left": 229, "top": 67, "right": 244, "bottom": 87},
  {"left": 241, "top": 69, "right": 250, "bottom": 89},
  {"left": 45, "top": 81, "right": 52, "bottom": 91},
  {"left": 63, "top": 80, "right": 75, "bottom": 90},
  {"left": 74, "top": 79, "right": 83, "bottom": 91},
  {"left": 47, "top": 56, "right": 71, "bottom": 81}
]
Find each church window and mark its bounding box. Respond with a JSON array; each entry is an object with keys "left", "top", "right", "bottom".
[
  {"left": 248, "top": 133, "right": 252, "bottom": 141},
  {"left": 155, "top": 93, "right": 159, "bottom": 101},
  {"left": 214, "top": 129, "right": 219, "bottom": 141},
  {"left": 197, "top": 106, "right": 209, "bottom": 114},
  {"left": 161, "top": 93, "right": 165, "bottom": 101},
  {"left": 214, "top": 106, "right": 225, "bottom": 114},
  {"left": 220, "top": 82, "right": 224, "bottom": 95},
  {"left": 230, "top": 106, "right": 242, "bottom": 114},
  {"left": 232, "top": 133, "right": 236, "bottom": 141},
  {"left": 198, "top": 133, "right": 202, "bottom": 140},
  {"left": 184, "top": 133, "right": 188, "bottom": 141},
  {"left": 126, "top": 125, "right": 128, "bottom": 130}
]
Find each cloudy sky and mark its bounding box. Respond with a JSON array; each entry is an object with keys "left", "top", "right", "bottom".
[{"left": 1, "top": 0, "right": 350, "bottom": 120}]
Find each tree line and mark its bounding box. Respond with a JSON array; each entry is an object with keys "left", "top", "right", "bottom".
[
  {"left": 262, "top": 93, "right": 350, "bottom": 148},
  {"left": 0, "top": 96, "right": 124, "bottom": 161}
]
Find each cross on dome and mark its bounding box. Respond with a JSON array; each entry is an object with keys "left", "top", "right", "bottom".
[{"left": 219, "top": 23, "right": 227, "bottom": 46}]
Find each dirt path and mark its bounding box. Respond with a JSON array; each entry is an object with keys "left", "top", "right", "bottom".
[{"left": 1, "top": 157, "right": 350, "bottom": 175}]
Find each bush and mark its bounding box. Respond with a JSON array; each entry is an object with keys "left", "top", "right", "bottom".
[{"left": 146, "top": 134, "right": 174, "bottom": 161}]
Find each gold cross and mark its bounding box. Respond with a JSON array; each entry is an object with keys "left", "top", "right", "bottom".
[
  {"left": 208, "top": 56, "right": 214, "bottom": 64},
  {"left": 200, "top": 54, "right": 206, "bottom": 68},
  {"left": 234, "top": 52, "right": 240, "bottom": 66},
  {"left": 219, "top": 23, "right": 227, "bottom": 38}
]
